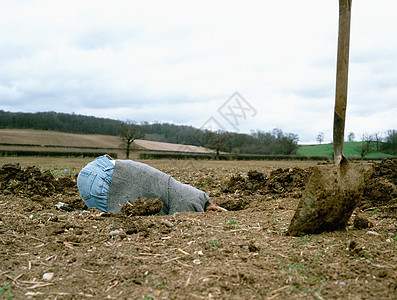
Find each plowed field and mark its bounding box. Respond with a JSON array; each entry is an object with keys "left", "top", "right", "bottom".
[{"left": 0, "top": 158, "right": 396, "bottom": 299}]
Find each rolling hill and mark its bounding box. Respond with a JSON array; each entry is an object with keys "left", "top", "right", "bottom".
[{"left": 0, "top": 129, "right": 213, "bottom": 158}]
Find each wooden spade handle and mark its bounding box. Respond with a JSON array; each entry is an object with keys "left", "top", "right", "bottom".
[{"left": 333, "top": 0, "right": 352, "bottom": 164}]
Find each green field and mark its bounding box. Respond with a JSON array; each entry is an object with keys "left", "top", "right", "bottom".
[{"left": 297, "top": 142, "right": 393, "bottom": 158}]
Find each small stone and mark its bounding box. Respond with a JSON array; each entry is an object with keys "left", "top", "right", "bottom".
[
  {"left": 387, "top": 232, "right": 395, "bottom": 237},
  {"left": 109, "top": 229, "right": 127, "bottom": 238},
  {"left": 25, "top": 292, "right": 43, "bottom": 296},
  {"left": 164, "top": 221, "right": 174, "bottom": 228},
  {"left": 246, "top": 182, "right": 253, "bottom": 190},
  {"left": 193, "top": 258, "right": 201, "bottom": 264},
  {"left": 366, "top": 231, "right": 380, "bottom": 236},
  {"left": 154, "top": 290, "right": 162, "bottom": 297},
  {"left": 339, "top": 281, "right": 346, "bottom": 286},
  {"left": 43, "top": 272, "right": 54, "bottom": 281}
]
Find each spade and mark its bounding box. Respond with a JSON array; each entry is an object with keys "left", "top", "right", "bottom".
[{"left": 287, "top": 0, "right": 372, "bottom": 236}]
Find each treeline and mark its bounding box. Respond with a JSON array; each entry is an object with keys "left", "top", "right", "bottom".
[
  {"left": 351, "top": 130, "right": 397, "bottom": 157},
  {"left": 0, "top": 110, "right": 299, "bottom": 155},
  {"left": 115, "top": 122, "right": 300, "bottom": 155},
  {"left": 0, "top": 110, "right": 123, "bottom": 135}
]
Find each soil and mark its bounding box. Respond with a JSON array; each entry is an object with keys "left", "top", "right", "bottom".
[
  {"left": 0, "top": 159, "right": 396, "bottom": 299},
  {"left": 120, "top": 198, "right": 164, "bottom": 217}
]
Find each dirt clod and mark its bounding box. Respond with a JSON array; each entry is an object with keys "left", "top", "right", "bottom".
[
  {"left": 120, "top": 197, "right": 163, "bottom": 216},
  {"left": 0, "top": 163, "right": 76, "bottom": 197},
  {"left": 223, "top": 167, "right": 312, "bottom": 198},
  {"left": 353, "top": 214, "right": 374, "bottom": 229},
  {"left": 361, "top": 159, "right": 397, "bottom": 212}
]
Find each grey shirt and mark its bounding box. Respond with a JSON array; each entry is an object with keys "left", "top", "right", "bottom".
[{"left": 107, "top": 160, "right": 210, "bottom": 214}]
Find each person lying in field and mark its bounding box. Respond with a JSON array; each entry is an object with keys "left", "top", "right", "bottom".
[{"left": 77, "top": 154, "right": 226, "bottom": 214}]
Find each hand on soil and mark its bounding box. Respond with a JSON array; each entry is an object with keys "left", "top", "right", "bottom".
[{"left": 206, "top": 203, "right": 227, "bottom": 212}]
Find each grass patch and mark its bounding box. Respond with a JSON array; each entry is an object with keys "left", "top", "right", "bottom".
[
  {"left": 206, "top": 239, "right": 228, "bottom": 248},
  {"left": 298, "top": 142, "right": 393, "bottom": 158},
  {"left": 0, "top": 285, "right": 13, "bottom": 299}
]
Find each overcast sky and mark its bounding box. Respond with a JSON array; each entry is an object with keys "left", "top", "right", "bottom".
[{"left": 1, "top": 0, "right": 396, "bottom": 143}]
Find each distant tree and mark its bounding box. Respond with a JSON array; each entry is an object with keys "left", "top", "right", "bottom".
[
  {"left": 203, "top": 130, "right": 230, "bottom": 159},
  {"left": 250, "top": 128, "right": 299, "bottom": 155},
  {"left": 316, "top": 132, "right": 324, "bottom": 144},
  {"left": 118, "top": 121, "right": 145, "bottom": 158},
  {"left": 356, "top": 133, "right": 374, "bottom": 159},
  {"left": 0, "top": 110, "right": 12, "bottom": 128},
  {"left": 281, "top": 132, "right": 299, "bottom": 154},
  {"left": 0, "top": 110, "right": 123, "bottom": 135},
  {"left": 347, "top": 132, "right": 355, "bottom": 142},
  {"left": 373, "top": 132, "right": 382, "bottom": 151},
  {"left": 381, "top": 129, "right": 397, "bottom": 155}
]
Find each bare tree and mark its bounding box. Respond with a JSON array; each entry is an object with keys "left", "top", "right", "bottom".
[
  {"left": 347, "top": 132, "right": 355, "bottom": 142},
  {"left": 316, "top": 132, "right": 324, "bottom": 144},
  {"left": 203, "top": 130, "right": 230, "bottom": 159},
  {"left": 373, "top": 132, "right": 382, "bottom": 151},
  {"left": 118, "top": 121, "right": 145, "bottom": 158},
  {"left": 356, "top": 133, "right": 374, "bottom": 159}
]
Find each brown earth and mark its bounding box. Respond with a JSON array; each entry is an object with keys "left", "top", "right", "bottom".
[
  {"left": 0, "top": 129, "right": 212, "bottom": 156},
  {"left": 0, "top": 159, "right": 396, "bottom": 299},
  {"left": 0, "top": 129, "right": 121, "bottom": 149}
]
